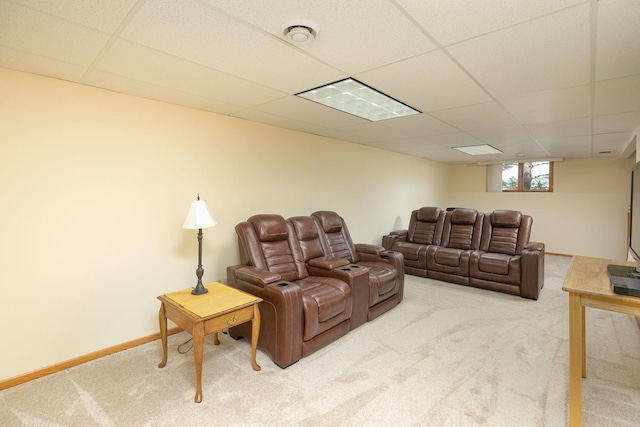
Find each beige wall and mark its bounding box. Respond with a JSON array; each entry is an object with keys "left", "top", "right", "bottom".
[
  {"left": 448, "top": 156, "right": 635, "bottom": 258},
  {"left": 0, "top": 68, "right": 450, "bottom": 381},
  {"left": 1, "top": 67, "right": 635, "bottom": 382}
]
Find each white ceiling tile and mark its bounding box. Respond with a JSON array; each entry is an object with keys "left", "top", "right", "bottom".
[
  {"left": 593, "top": 132, "right": 632, "bottom": 154},
  {"left": 537, "top": 135, "right": 593, "bottom": 158},
  {"left": 426, "top": 132, "right": 483, "bottom": 148},
  {"left": 356, "top": 50, "right": 491, "bottom": 113},
  {"left": 469, "top": 126, "right": 537, "bottom": 146},
  {"left": 447, "top": 4, "right": 591, "bottom": 100},
  {"left": 0, "top": 45, "right": 86, "bottom": 82},
  {"left": 525, "top": 118, "right": 591, "bottom": 139},
  {"left": 94, "top": 40, "right": 286, "bottom": 107},
  {"left": 0, "top": 2, "right": 111, "bottom": 66},
  {"left": 595, "top": 74, "right": 640, "bottom": 115},
  {"left": 501, "top": 85, "right": 591, "bottom": 125},
  {"left": 207, "top": 0, "right": 437, "bottom": 75},
  {"left": 596, "top": 0, "right": 640, "bottom": 81},
  {"left": 594, "top": 111, "right": 640, "bottom": 135},
  {"left": 396, "top": 0, "right": 583, "bottom": 46},
  {"left": 9, "top": 0, "right": 139, "bottom": 33},
  {"left": 119, "top": 0, "right": 345, "bottom": 93},
  {"left": 253, "top": 96, "right": 366, "bottom": 129},
  {"left": 376, "top": 114, "right": 459, "bottom": 137},
  {"left": 430, "top": 102, "right": 520, "bottom": 131},
  {"left": 334, "top": 122, "right": 413, "bottom": 143},
  {"left": 85, "top": 70, "right": 244, "bottom": 115},
  {"left": 230, "top": 109, "right": 325, "bottom": 134}
]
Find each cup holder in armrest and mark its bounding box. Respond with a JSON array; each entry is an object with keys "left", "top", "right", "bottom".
[
  {"left": 340, "top": 268, "right": 351, "bottom": 271},
  {"left": 277, "top": 282, "right": 289, "bottom": 287},
  {"left": 350, "top": 265, "right": 360, "bottom": 268}
]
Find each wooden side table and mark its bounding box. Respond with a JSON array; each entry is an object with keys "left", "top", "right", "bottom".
[
  {"left": 562, "top": 256, "right": 640, "bottom": 426},
  {"left": 157, "top": 282, "right": 262, "bottom": 403}
]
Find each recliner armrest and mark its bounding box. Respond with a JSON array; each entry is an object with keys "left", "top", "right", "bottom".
[
  {"left": 235, "top": 266, "right": 281, "bottom": 287},
  {"left": 382, "top": 231, "right": 407, "bottom": 250},
  {"left": 308, "top": 256, "right": 350, "bottom": 270},
  {"left": 524, "top": 242, "right": 544, "bottom": 252},
  {"left": 521, "top": 242, "right": 545, "bottom": 300},
  {"left": 355, "top": 243, "right": 385, "bottom": 255}
]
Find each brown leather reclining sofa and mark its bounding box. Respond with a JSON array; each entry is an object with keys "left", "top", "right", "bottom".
[
  {"left": 227, "top": 211, "right": 404, "bottom": 368},
  {"left": 382, "top": 207, "right": 545, "bottom": 300}
]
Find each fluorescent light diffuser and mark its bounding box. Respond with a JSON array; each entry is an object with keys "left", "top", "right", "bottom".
[
  {"left": 296, "top": 78, "right": 420, "bottom": 121},
  {"left": 453, "top": 144, "right": 503, "bottom": 155}
]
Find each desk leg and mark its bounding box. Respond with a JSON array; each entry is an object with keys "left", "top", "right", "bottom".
[
  {"left": 193, "top": 321, "right": 204, "bottom": 403},
  {"left": 251, "top": 303, "right": 261, "bottom": 372},
  {"left": 581, "top": 305, "right": 586, "bottom": 379},
  {"left": 158, "top": 303, "right": 168, "bottom": 369},
  {"left": 568, "top": 292, "right": 583, "bottom": 427}
]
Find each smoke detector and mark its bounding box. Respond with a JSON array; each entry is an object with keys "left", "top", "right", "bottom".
[{"left": 282, "top": 19, "right": 319, "bottom": 45}]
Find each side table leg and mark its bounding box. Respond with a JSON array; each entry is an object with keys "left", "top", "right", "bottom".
[
  {"left": 158, "top": 303, "right": 168, "bottom": 369},
  {"left": 568, "top": 293, "right": 583, "bottom": 427},
  {"left": 251, "top": 303, "right": 261, "bottom": 372},
  {"left": 193, "top": 322, "right": 204, "bottom": 403}
]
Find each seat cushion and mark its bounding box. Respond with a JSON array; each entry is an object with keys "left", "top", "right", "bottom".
[
  {"left": 297, "top": 276, "right": 352, "bottom": 341},
  {"left": 470, "top": 251, "right": 521, "bottom": 285},
  {"left": 357, "top": 261, "right": 399, "bottom": 306}
]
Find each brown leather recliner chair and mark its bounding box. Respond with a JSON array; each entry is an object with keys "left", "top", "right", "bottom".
[
  {"left": 426, "top": 208, "right": 484, "bottom": 285},
  {"left": 226, "top": 214, "right": 354, "bottom": 368},
  {"left": 288, "top": 215, "right": 370, "bottom": 329},
  {"left": 381, "top": 207, "right": 446, "bottom": 277},
  {"left": 469, "top": 209, "right": 545, "bottom": 299},
  {"left": 311, "top": 211, "right": 404, "bottom": 322}
]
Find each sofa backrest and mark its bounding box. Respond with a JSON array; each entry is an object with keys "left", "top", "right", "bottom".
[
  {"left": 407, "top": 207, "right": 445, "bottom": 245},
  {"left": 440, "top": 208, "right": 484, "bottom": 250},
  {"left": 235, "top": 214, "right": 308, "bottom": 282},
  {"left": 311, "top": 211, "right": 359, "bottom": 263},
  {"left": 288, "top": 216, "right": 327, "bottom": 262},
  {"left": 479, "top": 210, "right": 532, "bottom": 255}
]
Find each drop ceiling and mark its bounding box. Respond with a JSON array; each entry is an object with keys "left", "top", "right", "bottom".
[{"left": 1, "top": 0, "right": 639, "bottom": 164}]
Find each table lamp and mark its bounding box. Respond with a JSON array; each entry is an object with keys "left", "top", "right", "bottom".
[{"left": 183, "top": 194, "right": 217, "bottom": 295}]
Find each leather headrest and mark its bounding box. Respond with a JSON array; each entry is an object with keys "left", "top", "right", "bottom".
[
  {"left": 417, "top": 207, "right": 442, "bottom": 222},
  {"left": 248, "top": 214, "right": 289, "bottom": 242},
  {"left": 450, "top": 208, "right": 478, "bottom": 225},
  {"left": 312, "top": 211, "right": 342, "bottom": 233},
  {"left": 289, "top": 216, "right": 318, "bottom": 241},
  {"left": 490, "top": 210, "right": 522, "bottom": 227}
]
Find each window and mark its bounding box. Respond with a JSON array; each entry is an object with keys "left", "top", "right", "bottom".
[{"left": 502, "top": 161, "right": 553, "bottom": 192}]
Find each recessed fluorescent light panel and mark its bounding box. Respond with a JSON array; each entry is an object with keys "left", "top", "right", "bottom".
[
  {"left": 296, "top": 78, "right": 420, "bottom": 121},
  {"left": 453, "top": 144, "right": 503, "bottom": 155}
]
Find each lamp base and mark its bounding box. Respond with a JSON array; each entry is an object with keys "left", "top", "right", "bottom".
[{"left": 191, "top": 283, "right": 208, "bottom": 295}]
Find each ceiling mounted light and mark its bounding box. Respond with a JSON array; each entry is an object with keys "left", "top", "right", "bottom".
[
  {"left": 296, "top": 78, "right": 421, "bottom": 121},
  {"left": 453, "top": 144, "right": 503, "bottom": 155},
  {"left": 282, "top": 19, "right": 318, "bottom": 45}
]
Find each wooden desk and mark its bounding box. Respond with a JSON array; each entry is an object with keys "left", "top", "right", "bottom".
[
  {"left": 157, "top": 282, "right": 262, "bottom": 403},
  {"left": 562, "top": 256, "right": 640, "bottom": 426}
]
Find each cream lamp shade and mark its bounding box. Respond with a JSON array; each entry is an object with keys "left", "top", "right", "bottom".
[{"left": 182, "top": 197, "right": 217, "bottom": 230}]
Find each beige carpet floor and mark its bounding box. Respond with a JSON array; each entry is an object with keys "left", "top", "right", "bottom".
[{"left": 1, "top": 255, "right": 640, "bottom": 426}]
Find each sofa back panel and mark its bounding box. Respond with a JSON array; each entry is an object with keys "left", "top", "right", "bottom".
[
  {"left": 312, "top": 211, "right": 359, "bottom": 263},
  {"left": 240, "top": 214, "right": 308, "bottom": 282},
  {"left": 442, "top": 209, "right": 483, "bottom": 250},
  {"left": 480, "top": 210, "right": 532, "bottom": 255},
  {"left": 408, "top": 207, "right": 444, "bottom": 245},
  {"left": 289, "top": 216, "right": 326, "bottom": 262},
  {"left": 487, "top": 227, "right": 519, "bottom": 255}
]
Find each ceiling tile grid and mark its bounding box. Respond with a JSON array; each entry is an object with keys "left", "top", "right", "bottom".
[{"left": 0, "top": 0, "right": 639, "bottom": 164}]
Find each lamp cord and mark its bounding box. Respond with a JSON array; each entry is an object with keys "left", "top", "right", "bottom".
[{"left": 176, "top": 330, "right": 229, "bottom": 354}]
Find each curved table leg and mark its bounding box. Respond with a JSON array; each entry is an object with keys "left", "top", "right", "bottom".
[
  {"left": 158, "top": 303, "right": 168, "bottom": 369},
  {"left": 193, "top": 321, "right": 204, "bottom": 403},
  {"left": 251, "top": 303, "right": 261, "bottom": 372}
]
